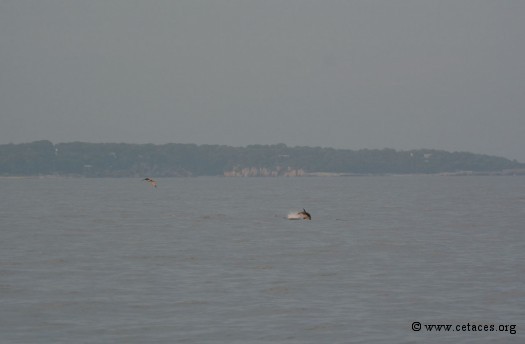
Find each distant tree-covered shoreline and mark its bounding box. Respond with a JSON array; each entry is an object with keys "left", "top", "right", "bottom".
[{"left": 0, "top": 140, "right": 523, "bottom": 177}]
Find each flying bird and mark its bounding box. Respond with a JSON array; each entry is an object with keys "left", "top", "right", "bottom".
[{"left": 143, "top": 177, "right": 157, "bottom": 188}]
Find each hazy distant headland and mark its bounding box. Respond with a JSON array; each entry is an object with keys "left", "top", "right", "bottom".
[{"left": 1, "top": 140, "right": 524, "bottom": 177}]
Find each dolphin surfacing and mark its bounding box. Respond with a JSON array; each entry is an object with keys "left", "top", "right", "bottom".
[
  {"left": 298, "top": 208, "right": 312, "bottom": 220},
  {"left": 287, "top": 209, "right": 311, "bottom": 220}
]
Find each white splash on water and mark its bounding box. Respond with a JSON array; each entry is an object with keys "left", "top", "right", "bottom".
[{"left": 287, "top": 211, "right": 303, "bottom": 220}]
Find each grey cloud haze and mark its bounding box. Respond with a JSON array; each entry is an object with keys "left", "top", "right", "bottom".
[{"left": 1, "top": 1, "right": 524, "bottom": 161}]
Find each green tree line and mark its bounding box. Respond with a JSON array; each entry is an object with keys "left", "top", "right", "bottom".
[{"left": 0, "top": 140, "right": 523, "bottom": 177}]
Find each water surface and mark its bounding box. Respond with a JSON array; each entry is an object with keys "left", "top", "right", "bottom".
[{"left": 1, "top": 176, "right": 524, "bottom": 343}]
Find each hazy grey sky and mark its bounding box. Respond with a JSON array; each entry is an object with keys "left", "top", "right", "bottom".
[{"left": 1, "top": 1, "right": 524, "bottom": 161}]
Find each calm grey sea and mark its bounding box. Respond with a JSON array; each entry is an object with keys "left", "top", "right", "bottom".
[{"left": 1, "top": 176, "right": 524, "bottom": 343}]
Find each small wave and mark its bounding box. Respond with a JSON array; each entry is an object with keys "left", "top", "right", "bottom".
[{"left": 200, "top": 214, "right": 227, "bottom": 220}]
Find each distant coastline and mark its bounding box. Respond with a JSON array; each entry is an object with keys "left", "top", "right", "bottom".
[{"left": 1, "top": 140, "right": 524, "bottom": 177}]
